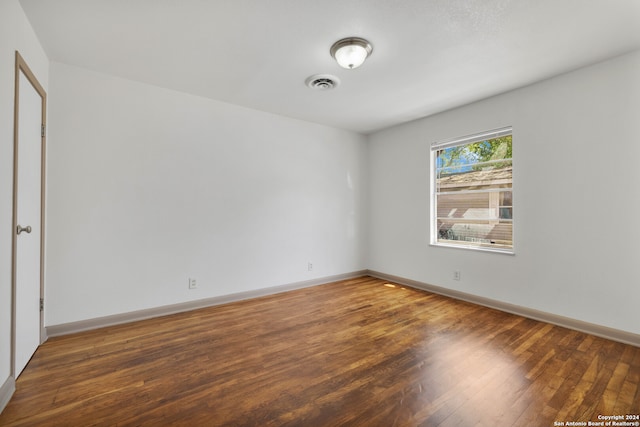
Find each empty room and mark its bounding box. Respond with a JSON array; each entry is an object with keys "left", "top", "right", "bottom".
[{"left": 1, "top": 0, "right": 639, "bottom": 425}]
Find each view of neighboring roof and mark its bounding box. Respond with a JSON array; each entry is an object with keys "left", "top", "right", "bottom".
[{"left": 438, "top": 166, "right": 512, "bottom": 190}]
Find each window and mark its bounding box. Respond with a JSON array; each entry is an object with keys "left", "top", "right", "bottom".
[{"left": 430, "top": 127, "right": 513, "bottom": 253}]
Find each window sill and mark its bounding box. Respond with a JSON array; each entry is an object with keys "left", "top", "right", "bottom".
[{"left": 430, "top": 242, "right": 515, "bottom": 255}]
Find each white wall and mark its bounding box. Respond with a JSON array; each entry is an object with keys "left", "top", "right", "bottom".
[
  {"left": 0, "top": 0, "right": 48, "bottom": 398},
  {"left": 368, "top": 50, "right": 640, "bottom": 335},
  {"left": 45, "top": 62, "right": 367, "bottom": 326}
]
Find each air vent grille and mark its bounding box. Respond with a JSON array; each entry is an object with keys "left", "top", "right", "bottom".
[{"left": 305, "top": 74, "right": 340, "bottom": 90}]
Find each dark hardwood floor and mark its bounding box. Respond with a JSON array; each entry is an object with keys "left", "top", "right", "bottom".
[{"left": 1, "top": 276, "right": 639, "bottom": 426}]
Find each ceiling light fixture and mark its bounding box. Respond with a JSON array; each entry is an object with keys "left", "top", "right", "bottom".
[{"left": 330, "top": 37, "right": 373, "bottom": 70}]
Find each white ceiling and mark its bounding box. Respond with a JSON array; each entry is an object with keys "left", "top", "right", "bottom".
[{"left": 19, "top": 0, "right": 640, "bottom": 134}]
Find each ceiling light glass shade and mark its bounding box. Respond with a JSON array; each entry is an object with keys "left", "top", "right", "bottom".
[{"left": 330, "top": 37, "right": 373, "bottom": 69}]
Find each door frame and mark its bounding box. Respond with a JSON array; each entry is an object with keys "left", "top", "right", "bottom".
[{"left": 11, "top": 51, "right": 47, "bottom": 378}]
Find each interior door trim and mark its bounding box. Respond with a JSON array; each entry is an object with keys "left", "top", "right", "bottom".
[{"left": 11, "top": 51, "right": 47, "bottom": 378}]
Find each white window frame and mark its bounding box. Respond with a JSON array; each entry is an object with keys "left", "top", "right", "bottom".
[{"left": 430, "top": 126, "right": 514, "bottom": 254}]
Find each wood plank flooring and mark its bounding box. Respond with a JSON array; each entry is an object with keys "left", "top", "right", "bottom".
[{"left": 1, "top": 276, "right": 639, "bottom": 426}]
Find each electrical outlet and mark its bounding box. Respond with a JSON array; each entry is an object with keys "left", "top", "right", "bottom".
[
  {"left": 308, "top": 262, "right": 313, "bottom": 271},
  {"left": 189, "top": 278, "right": 197, "bottom": 289},
  {"left": 453, "top": 271, "right": 461, "bottom": 281}
]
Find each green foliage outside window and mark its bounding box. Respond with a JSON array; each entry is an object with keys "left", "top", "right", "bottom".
[{"left": 438, "top": 135, "right": 512, "bottom": 172}]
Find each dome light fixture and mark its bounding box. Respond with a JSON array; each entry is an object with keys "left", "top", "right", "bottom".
[{"left": 330, "top": 37, "right": 373, "bottom": 70}]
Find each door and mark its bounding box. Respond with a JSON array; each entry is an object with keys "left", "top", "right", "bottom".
[{"left": 12, "top": 52, "right": 46, "bottom": 378}]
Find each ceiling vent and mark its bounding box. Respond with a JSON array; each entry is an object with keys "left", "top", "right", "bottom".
[{"left": 305, "top": 74, "right": 340, "bottom": 90}]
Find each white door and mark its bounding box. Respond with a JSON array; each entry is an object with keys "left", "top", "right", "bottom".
[{"left": 13, "top": 54, "right": 46, "bottom": 378}]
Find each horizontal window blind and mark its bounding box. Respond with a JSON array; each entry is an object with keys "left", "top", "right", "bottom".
[{"left": 431, "top": 126, "right": 512, "bottom": 151}]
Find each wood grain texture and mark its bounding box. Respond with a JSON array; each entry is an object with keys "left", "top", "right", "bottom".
[{"left": 1, "top": 276, "right": 638, "bottom": 426}]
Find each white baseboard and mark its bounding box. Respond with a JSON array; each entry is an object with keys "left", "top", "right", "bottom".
[
  {"left": 367, "top": 270, "right": 640, "bottom": 348},
  {"left": 46, "top": 270, "right": 368, "bottom": 337},
  {"left": 45, "top": 269, "right": 640, "bottom": 348},
  {"left": 0, "top": 376, "right": 16, "bottom": 414}
]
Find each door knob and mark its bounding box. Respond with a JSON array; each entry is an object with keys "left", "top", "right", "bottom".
[{"left": 17, "top": 225, "right": 32, "bottom": 235}]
